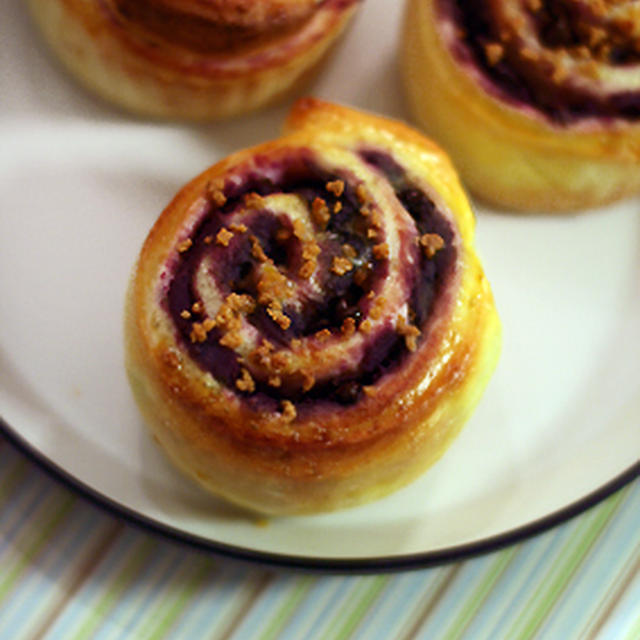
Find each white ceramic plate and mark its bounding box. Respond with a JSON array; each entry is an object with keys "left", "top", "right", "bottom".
[{"left": 1, "top": 0, "right": 638, "bottom": 569}]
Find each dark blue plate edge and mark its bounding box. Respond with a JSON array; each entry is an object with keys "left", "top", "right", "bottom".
[{"left": 1, "top": 416, "right": 638, "bottom": 574}]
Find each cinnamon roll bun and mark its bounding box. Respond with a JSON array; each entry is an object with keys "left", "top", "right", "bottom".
[
  {"left": 125, "top": 98, "right": 501, "bottom": 514},
  {"left": 27, "top": 0, "right": 361, "bottom": 120},
  {"left": 402, "top": 0, "right": 640, "bottom": 211}
]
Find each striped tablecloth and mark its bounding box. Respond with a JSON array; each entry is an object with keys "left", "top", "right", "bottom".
[{"left": 1, "top": 434, "right": 638, "bottom": 640}]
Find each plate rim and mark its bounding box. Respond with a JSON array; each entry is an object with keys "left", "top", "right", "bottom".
[{"left": 2, "top": 416, "right": 638, "bottom": 573}]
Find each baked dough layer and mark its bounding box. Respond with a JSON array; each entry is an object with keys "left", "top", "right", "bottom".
[
  {"left": 125, "top": 98, "right": 501, "bottom": 514},
  {"left": 402, "top": 0, "right": 640, "bottom": 211},
  {"left": 27, "top": 0, "right": 360, "bottom": 120}
]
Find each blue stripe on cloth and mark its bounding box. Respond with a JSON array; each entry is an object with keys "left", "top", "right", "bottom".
[
  {"left": 272, "top": 574, "right": 353, "bottom": 639},
  {"left": 351, "top": 571, "right": 444, "bottom": 640},
  {"left": 41, "top": 529, "right": 151, "bottom": 639},
  {"left": 157, "top": 564, "right": 252, "bottom": 638},
  {"left": 541, "top": 482, "right": 640, "bottom": 639},
  {"left": 0, "top": 502, "right": 96, "bottom": 637},
  {"left": 90, "top": 547, "right": 186, "bottom": 640}
]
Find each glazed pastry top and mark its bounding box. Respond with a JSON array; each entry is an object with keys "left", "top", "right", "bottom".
[
  {"left": 437, "top": 0, "right": 640, "bottom": 123},
  {"left": 134, "top": 99, "right": 480, "bottom": 450},
  {"left": 159, "top": 148, "right": 457, "bottom": 420}
]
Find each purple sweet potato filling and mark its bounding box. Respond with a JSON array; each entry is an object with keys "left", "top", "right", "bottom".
[
  {"left": 439, "top": 0, "right": 640, "bottom": 124},
  {"left": 166, "top": 150, "right": 456, "bottom": 407}
]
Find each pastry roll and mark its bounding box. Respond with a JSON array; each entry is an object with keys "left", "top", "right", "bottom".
[
  {"left": 125, "top": 98, "right": 501, "bottom": 515},
  {"left": 402, "top": 0, "right": 640, "bottom": 211},
  {"left": 27, "top": 0, "right": 361, "bottom": 120}
]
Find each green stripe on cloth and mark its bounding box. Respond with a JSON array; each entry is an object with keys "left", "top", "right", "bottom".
[
  {"left": 0, "top": 494, "right": 74, "bottom": 602},
  {"left": 505, "top": 488, "right": 627, "bottom": 639},
  {"left": 28, "top": 521, "right": 125, "bottom": 640},
  {"left": 623, "top": 611, "right": 640, "bottom": 640},
  {"left": 257, "top": 575, "right": 315, "bottom": 640},
  {"left": 443, "top": 545, "right": 519, "bottom": 639},
  {"left": 330, "top": 575, "right": 390, "bottom": 640},
  {"left": 397, "top": 565, "right": 463, "bottom": 640},
  {"left": 142, "top": 561, "right": 214, "bottom": 639},
  {"left": 68, "top": 538, "right": 156, "bottom": 640},
  {"left": 579, "top": 531, "right": 640, "bottom": 636}
]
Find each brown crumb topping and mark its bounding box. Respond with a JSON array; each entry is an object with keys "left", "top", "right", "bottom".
[
  {"left": 341, "top": 317, "right": 356, "bottom": 337},
  {"left": 359, "top": 318, "right": 373, "bottom": 334},
  {"left": 326, "top": 180, "right": 344, "bottom": 197},
  {"left": 249, "top": 340, "right": 294, "bottom": 385},
  {"left": 292, "top": 219, "right": 307, "bottom": 240},
  {"left": 244, "top": 192, "right": 265, "bottom": 210},
  {"left": 180, "top": 310, "right": 191, "bottom": 319},
  {"left": 353, "top": 265, "right": 370, "bottom": 287},
  {"left": 230, "top": 223, "right": 248, "bottom": 234},
  {"left": 236, "top": 368, "right": 255, "bottom": 393},
  {"left": 311, "top": 197, "right": 330, "bottom": 228},
  {"left": 334, "top": 201, "right": 342, "bottom": 214},
  {"left": 251, "top": 339, "right": 275, "bottom": 367},
  {"left": 266, "top": 301, "right": 291, "bottom": 330},
  {"left": 267, "top": 376, "right": 282, "bottom": 388},
  {"left": 331, "top": 256, "right": 353, "bottom": 276},
  {"left": 299, "top": 239, "right": 321, "bottom": 279},
  {"left": 187, "top": 313, "right": 216, "bottom": 344},
  {"left": 257, "top": 263, "right": 290, "bottom": 307},
  {"left": 275, "top": 227, "right": 292, "bottom": 243},
  {"left": 298, "top": 260, "right": 315, "bottom": 280},
  {"left": 220, "top": 331, "right": 242, "bottom": 349},
  {"left": 250, "top": 236, "right": 269, "bottom": 262},
  {"left": 369, "top": 210, "right": 383, "bottom": 229},
  {"left": 191, "top": 301, "right": 203, "bottom": 314},
  {"left": 521, "top": 47, "right": 539, "bottom": 61},
  {"left": 372, "top": 242, "right": 390, "bottom": 260},
  {"left": 216, "top": 227, "right": 234, "bottom": 247},
  {"left": 177, "top": 238, "right": 193, "bottom": 253},
  {"left": 214, "top": 294, "right": 255, "bottom": 346},
  {"left": 315, "top": 328, "right": 331, "bottom": 342},
  {"left": 268, "top": 375, "right": 282, "bottom": 387},
  {"left": 356, "top": 183, "right": 369, "bottom": 205},
  {"left": 280, "top": 400, "right": 297, "bottom": 423},
  {"left": 484, "top": 42, "right": 504, "bottom": 65},
  {"left": 397, "top": 315, "right": 421, "bottom": 352},
  {"left": 190, "top": 322, "right": 208, "bottom": 343},
  {"left": 342, "top": 244, "right": 357, "bottom": 259},
  {"left": 552, "top": 63, "right": 569, "bottom": 83},
  {"left": 204, "top": 235, "right": 213, "bottom": 244},
  {"left": 207, "top": 180, "right": 227, "bottom": 207},
  {"left": 225, "top": 293, "right": 256, "bottom": 315},
  {"left": 369, "top": 296, "right": 387, "bottom": 321},
  {"left": 301, "top": 371, "right": 315, "bottom": 392},
  {"left": 419, "top": 233, "right": 445, "bottom": 258}
]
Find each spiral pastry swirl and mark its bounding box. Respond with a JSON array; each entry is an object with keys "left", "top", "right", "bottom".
[
  {"left": 450, "top": 0, "right": 640, "bottom": 122},
  {"left": 402, "top": 0, "right": 640, "bottom": 211},
  {"left": 125, "top": 99, "right": 501, "bottom": 514},
  {"left": 27, "top": 0, "right": 360, "bottom": 120}
]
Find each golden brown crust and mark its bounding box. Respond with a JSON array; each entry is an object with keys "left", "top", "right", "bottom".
[
  {"left": 111, "top": 0, "right": 320, "bottom": 54},
  {"left": 124, "top": 98, "right": 501, "bottom": 514},
  {"left": 401, "top": 0, "right": 640, "bottom": 211},
  {"left": 27, "top": 0, "right": 360, "bottom": 120}
]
